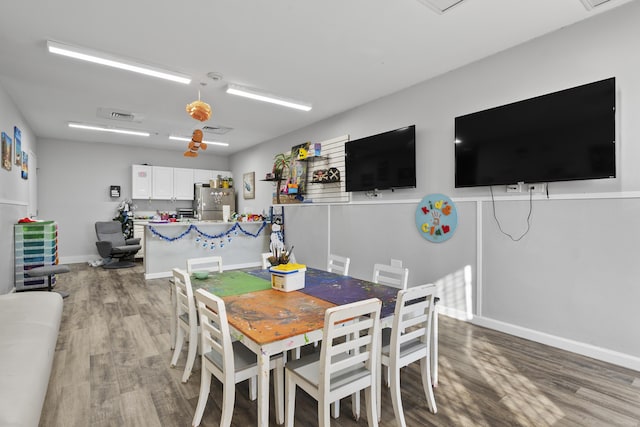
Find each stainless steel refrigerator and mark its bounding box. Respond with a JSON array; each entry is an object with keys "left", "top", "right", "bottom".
[{"left": 193, "top": 184, "right": 236, "bottom": 221}]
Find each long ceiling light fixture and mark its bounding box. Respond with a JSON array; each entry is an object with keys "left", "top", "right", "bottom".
[
  {"left": 579, "top": 0, "right": 612, "bottom": 10},
  {"left": 169, "top": 135, "right": 229, "bottom": 147},
  {"left": 68, "top": 122, "right": 150, "bottom": 137},
  {"left": 226, "top": 84, "right": 312, "bottom": 112},
  {"left": 415, "top": 0, "right": 465, "bottom": 14},
  {"left": 47, "top": 40, "right": 191, "bottom": 85}
]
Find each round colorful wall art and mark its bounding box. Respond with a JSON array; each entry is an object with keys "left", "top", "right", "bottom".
[{"left": 415, "top": 193, "right": 458, "bottom": 243}]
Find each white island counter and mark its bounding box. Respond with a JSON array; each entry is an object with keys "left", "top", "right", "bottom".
[{"left": 143, "top": 221, "right": 270, "bottom": 279}]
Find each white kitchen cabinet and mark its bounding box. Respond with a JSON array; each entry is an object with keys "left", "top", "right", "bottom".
[
  {"left": 132, "top": 164, "right": 152, "bottom": 199},
  {"left": 132, "top": 164, "right": 201, "bottom": 200},
  {"left": 152, "top": 166, "right": 194, "bottom": 201},
  {"left": 193, "top": 169, "right": 214, "bottom": 184},
  {"left": 193, "top": 169, "right": 233, "bottom": 185},
  {"left": 152, "top": 166, "right": 174, "bottom": 200},
  {"left": 173, "top": 167, "right": 194, "bottom": 200}
]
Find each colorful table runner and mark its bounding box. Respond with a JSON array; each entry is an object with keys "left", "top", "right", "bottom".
[
  {"left": 247, "top": 267, "right": 398, "bottom": 318},
  {"left": 191, "top": 270, "right": 271, "bottom": 297},
  {"left": 222, "top": 289, "right": 335, "bottom": 345}
]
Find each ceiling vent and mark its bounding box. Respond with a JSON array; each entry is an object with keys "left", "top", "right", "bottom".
[
  {"left": 203, "top": 125, "right": 233, "bottom": 135},
  {"left": 415, "top": 0, "right": 465, "bottom": 14},
  {"left": 96, "top": 107, "right": 144, "bottom": 123},
  {"left": 579, "top": 0, "right": 611, "bottom": 10}
]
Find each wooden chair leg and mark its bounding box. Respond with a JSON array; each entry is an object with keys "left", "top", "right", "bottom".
[
  {"left": 365, "top": 385, "right": 378, "bottom": 427},
  {"left": 389, "top": 368, "right": 406, "bottom": 427},
  {"left": 220, "top": 377, "right": 236, "bottom": 427},
  {"left": 192, "top": 368, "right": 211, "bottom": 427},
  {"left": 420, "top": 357, "right": 437, "bottom": 414},
  {"left": 182, "top": 328, "right": 198, "bottom": 382},
  {"left": 169, "top": 281, "right": 176, "bottom": 350},
  {"left": 319, "top": 398, "right": 331, "bottom": 427},
  {"left": 249, "top": 376, "right": 257, "bottom": 401},
  {"left": 352, "top": 391, "right": 360, "bottom": 420},
  {"left": 170, "top": 328, "right": 184, "bottom": 368},
  {"left": 331, "top": 400, "right": 340, "bottom": 418},
  {"left": 377, "top": 360, "right": 382, "bottom": 422}
]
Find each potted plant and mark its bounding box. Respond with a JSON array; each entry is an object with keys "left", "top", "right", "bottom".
[
  {"left": 272, "top": 152, "right": 292, "bottom": 179},
  {"left": 272, "top": 152, "right": 292, "bottom": 203}
]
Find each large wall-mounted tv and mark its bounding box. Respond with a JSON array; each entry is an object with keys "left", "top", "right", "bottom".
[
  {"left": 345, "top": 125, "right": 416, "bottom": 192},
  {"left": 454, "top": 77, "right": 616, "bottom": 188}
]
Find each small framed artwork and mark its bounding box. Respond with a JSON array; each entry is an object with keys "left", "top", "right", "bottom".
[
  {"left": 21, "top": 151, "right": 28, "bottom": 179},
  {"left": 14, "top": 126, "right": 22, "bottom": 166},
  {"left": 243, "top": 172, "right": 255, "bottom": 199},
  {"left": 1, "top": 132, "right": 12, "bottom": 171}
]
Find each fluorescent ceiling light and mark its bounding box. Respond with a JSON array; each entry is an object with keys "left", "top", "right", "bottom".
[
  {"left": 47, "top": 40, "right": 191, "bottom": 85},
  {"left": 415, "top": 0, "right": 465, "bottom": 14},
  {"left": 579, "top": 0, "right": 611, "bottom": 10},
  {"left": 226, "top": 84, "right": 312, "bottom": 112},
  {"left": 68, "top": 122, "right": 150, "bottom": 137},
  {"left": 169, "top": 135, "right": 229, "bottom": 147}
]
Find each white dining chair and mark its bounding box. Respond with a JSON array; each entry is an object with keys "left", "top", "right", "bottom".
[
  {"left": 169, "top": 256, "right": 222, "bottom": 353},
  {"left": 261, "top": 252, "right": 272, "bottom": 269},
  {"left": 372, "top": 262, "right": 409, "bottom": 389},
  {"left": 378, "top": 284, "right": 438, "bottom": 425},
  {"left": 193, "top": 288, "right": 284, "bottom": 427},
  {"left": 323, "top": 253, "right": 353, "bottom": 418},
  {"left": 285, "top": 298, "right": 381, "bottom": 427},
  {"left": 169, "top": 268, "right": 199, "bottom": 383},
  {"left": 372, "top": 263, "right": 409, "bottom": 290},
  {"left": 187, "top": 256, "right": 223, "bottom": 274},
  {"left": 327, "top": 254, "right": 351, "bottom": 276}
]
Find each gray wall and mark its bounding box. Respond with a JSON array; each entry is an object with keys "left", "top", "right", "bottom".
[
  {"left": 229, "top": 2, "right": 640, "bottom": 370},
  {"left": 37, "top": 138, "right": 230, "bottom": 262},
  {"left": 0, "top": 84, "right": 36, "bottom": 294}
]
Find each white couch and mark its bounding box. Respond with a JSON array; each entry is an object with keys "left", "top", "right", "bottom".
[{"left": 0, "top": 292, "right": 63, "bottom": 427}]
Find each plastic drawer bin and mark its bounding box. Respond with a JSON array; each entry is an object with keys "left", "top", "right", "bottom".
[
  {"left": 23, "top": 240, "right": 56, "bottom": 248},
  {"left": 14, "top": 221, "right": 60, "bottom": 291},
  {"left": 24, "top": 255, "right": 57, "bottom": 264}
]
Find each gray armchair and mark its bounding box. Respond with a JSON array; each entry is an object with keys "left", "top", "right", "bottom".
[{"left": 95, "top": 221, "right": 141, "bottom": 269}]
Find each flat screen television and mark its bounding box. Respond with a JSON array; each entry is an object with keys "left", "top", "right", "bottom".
[
  {"left": 345, "top": 125, "right": 416, "bottom": 192},
  {"left": 454, "top": 77, "right": 616, "bottom": 188}
]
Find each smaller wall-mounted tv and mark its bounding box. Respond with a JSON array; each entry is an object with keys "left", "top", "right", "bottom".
[
  {"left": 345, "top": 125, "right": 416, "bottom": 192},
  {"left": 454, "top": 77, "right": 616, "bottom": 188}
]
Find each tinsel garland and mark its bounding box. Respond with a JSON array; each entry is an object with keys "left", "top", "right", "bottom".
[{"left": 148, "top": 221, "right": 268, "bottom": 243}]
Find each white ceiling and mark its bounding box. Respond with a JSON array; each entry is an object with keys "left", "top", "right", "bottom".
[{"left": 0, "top": 0, "right": 633, "bottom": 155}]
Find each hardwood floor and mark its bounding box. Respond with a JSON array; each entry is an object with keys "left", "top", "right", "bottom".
[{"left": 40, "top": 262, "right": 640, "bottom": 426}]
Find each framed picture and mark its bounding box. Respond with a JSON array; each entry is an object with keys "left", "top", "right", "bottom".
[
  {"left": 14, "top": 126, "right": 22, "bottom": 166},
  {"left": 1, "top": 132, "right": 12, "bottom": 171},
  {"left": 243, "top": 172, "right": 255, "bottom": 199},
  {"left": 21, "top": 151, "right": 28, "bottom": 179}
]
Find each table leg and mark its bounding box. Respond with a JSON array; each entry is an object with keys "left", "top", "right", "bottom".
[{"left": 257, "top": 350, "right": 271, "bottom": 427}]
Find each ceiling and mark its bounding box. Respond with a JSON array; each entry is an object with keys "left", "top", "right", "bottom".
[{"left": 0, "top": 0, "right": 633, "bottom": 156}]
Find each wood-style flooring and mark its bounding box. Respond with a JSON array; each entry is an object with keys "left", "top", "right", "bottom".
[{"left": 39, "top": 262, "right": 640, "bottom": 426}]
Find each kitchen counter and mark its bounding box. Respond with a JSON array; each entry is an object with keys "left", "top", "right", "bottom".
[{"left": 143, "top": 221, "right": 270, "bottom": 279}]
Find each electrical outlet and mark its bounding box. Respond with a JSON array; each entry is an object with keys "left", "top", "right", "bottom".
[
  {"left": 506, "top": 184, "right": 522, "bottom": 193},
  {"left": 526, "top": 183, "right": 547, "bottom": 194}
]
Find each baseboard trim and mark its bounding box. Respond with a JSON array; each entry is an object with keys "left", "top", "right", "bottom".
[
  {"left": 144, "top": 261, "right": 263, "bottom": 280},
  {"left": 471, "top": 315, "right": 640, "bottom": 372},
  {"left": 437, "top": 305, "right": 472, "bottom": 321},
  {"left": 59, "top": 255, "right": 96, "bottom": 264}
]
